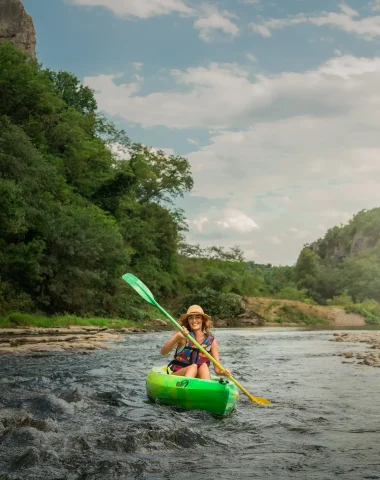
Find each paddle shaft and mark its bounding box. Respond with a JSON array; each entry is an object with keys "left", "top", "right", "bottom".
[{"left": 155, "top": 303, "right": 270, "bottom": 405}]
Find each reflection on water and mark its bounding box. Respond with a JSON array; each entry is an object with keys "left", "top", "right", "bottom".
[{"left": 0, "top": 329, "right": 379, "bottom": 479}]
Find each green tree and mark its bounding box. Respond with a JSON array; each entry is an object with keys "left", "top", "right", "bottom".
[
  {"left": 127, "top": 144, "right": 193, "bottom": 204},
  {"left": 37, "top": 203, "right": 127, "bottom": 314},
  {"left": 176, "top": 287, "right": 243, "bottom": 319},
  {"left": 0, "top": 115, "right": 128, "bottom": 314},
  {"left": 118, "top": 200, "right": 182, "bottom": 297},
  {"left": 340, "top": 248, "right": 380, "bottom": 302},
  {"left": 295, "top": 247, "right": 320, "bottom": 281},
  {"left": 45, "top": 69, "right": 97, "bottom": 115}
]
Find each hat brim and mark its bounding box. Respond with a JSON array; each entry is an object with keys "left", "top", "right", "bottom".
[{"left": 179, "top": 312, "right": 211, "bottom": 323}]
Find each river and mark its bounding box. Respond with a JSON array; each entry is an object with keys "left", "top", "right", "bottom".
[{"left": 0, "top": 328, "right": 379, "bottom": 479}]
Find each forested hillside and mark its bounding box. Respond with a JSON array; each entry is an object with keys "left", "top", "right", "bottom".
[
  {"left": 0, "top": 42, "right": 379, "bottom": 325},
  {"left": 0, "top": 43, "right": 191, "bottom": 319},
  {"left": 295, "top": 208, "right": 380, "bottom": 304}
]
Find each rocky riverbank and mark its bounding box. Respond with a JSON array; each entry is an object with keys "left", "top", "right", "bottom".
[
  {"left": 0, "top": 326, "right": 148, "bottom": 355},
  {"left": 330, "top": 332, "right": 380, "bottom": 367},
  {"left": 2, "top": 321, "right": 379, "bottom": 357}
]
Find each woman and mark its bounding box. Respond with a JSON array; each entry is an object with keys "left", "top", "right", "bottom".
[{"left": 160, "top": 305, "right": 231, "bottom": 379}]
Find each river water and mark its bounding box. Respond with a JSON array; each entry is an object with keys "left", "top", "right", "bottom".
[{"left": 0, "top": 328, "right": 379, "bottom": 479}]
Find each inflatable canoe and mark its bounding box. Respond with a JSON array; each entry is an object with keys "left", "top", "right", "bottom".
[{"left": 146, "top": 366, "right": 239, "bottom": 416}]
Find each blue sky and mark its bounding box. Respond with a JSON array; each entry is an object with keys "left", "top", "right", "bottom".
[{"left": 23, "top": 0, "right": 380, "bottom": 264}]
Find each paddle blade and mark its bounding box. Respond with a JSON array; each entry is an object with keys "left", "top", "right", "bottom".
[
  {"left": 228, "top": 375, "right": 271, "bottom": 405},
  {"left": 248, "top": 395, "right": 271, "bottom": 405},
  {"left": 122, "top": 273, "right": 157, "bottom": 307}
]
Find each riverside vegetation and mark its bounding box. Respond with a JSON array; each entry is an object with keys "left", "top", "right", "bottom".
[{"left": 1, "top": 42, "right": 380, "bottom": 330}]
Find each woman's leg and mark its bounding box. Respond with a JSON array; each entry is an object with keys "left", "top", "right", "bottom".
[
  {"left": 197, "top": 363, "right": 211, "bottom": 380},
  {"left": 171, "top": 364, "right": 198, "bottom": 377}
]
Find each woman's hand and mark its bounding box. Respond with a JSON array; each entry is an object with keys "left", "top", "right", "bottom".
[
  {"left": 160, "top": 328, "right": 189, "bottom": 355},
  {"left": 215, "top": 367, "right": 231, "bottom": 377},
  {"left": 177, "top": 327, "right": 189, "bottom": 340}
]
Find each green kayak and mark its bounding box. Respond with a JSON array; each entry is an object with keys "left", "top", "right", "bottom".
[{"left": 146, "top": 366, "right": 239, "bottom": 416}]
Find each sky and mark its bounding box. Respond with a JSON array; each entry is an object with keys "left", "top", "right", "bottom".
[{"left": 23, "top": 0, "right": 380, "bottom": 265}]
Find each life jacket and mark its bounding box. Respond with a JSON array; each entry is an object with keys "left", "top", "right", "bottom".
[{"left": 167, "top": 332, "right": 214, "bottom": 371}]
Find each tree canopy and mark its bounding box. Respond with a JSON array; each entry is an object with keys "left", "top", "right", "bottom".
[{"left": 0, "top": 43, "right": 191, "bottom": 317}]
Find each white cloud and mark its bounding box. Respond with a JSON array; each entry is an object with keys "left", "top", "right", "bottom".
[
  {"left": 371, "top": 0, "right": 380, "bottom": 11},
  {"left": 245, "top": 53, "right": 257, "bottom": 62},
  {"left": 132, "top": 62, "right": 144, "bottom": 71},
  {"left": 69, "top": 0, "right": 238, "bottom": 42},
  {"left": 193, "top": 5, "right": 239, "bottom": 42},
  {"left": 68, "top": 0, "right": 193, "bottom": 19},
  {"left": 88, "top": 72, "right": 142, "bottom": 102},
  {"left": 189, "top": 216, "right": 209, "bottom": 232},
  {"left": 269, "top": 236, "right": 283, "bottom": 245},
  {"left": 250, "top": 23, "right": 272, "bottom": 37},
  {"left": 249, "top": 4, "right": 380, "bottom": 40},
  {"left": 86, "top": 62, "right": 253, "bottom": 129},
  {"left": 215, "top": 209, "right": 259, "bottom": 232},
  {"left": 239, "top": 0, "right": 261, "bottom": 5},
  {"left": 339, "top": 4, "right": 359, "bottom": 17},
  {"left": 84, "top": 55, "right": 380, "bottom": 130},
  {"left": 187, "top": 209, "right": 259, "bottom": 235}
]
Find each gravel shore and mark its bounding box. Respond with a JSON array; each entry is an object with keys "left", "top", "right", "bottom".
[{"left": 330, "top": 332, "right": 380, "bottom": 367}]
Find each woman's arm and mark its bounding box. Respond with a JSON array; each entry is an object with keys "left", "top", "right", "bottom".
[
  {"left": 211, "top": 339, "right": 231, "bottom": 376},
  {"left": 160, "top": 329, "right": 188, "bottom": 355}
]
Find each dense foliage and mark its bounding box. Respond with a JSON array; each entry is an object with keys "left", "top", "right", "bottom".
[{"left": 0, "top": 43, "right": 191, "bottom": 318}]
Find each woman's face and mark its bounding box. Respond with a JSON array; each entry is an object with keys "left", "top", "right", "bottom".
[{"left": 187, "top": 314, "right": 203, "bottom": 331}]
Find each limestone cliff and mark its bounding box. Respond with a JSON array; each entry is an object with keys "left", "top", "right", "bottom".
[{"left": 0, "top": 0, "right": 36, "bottom": 58}]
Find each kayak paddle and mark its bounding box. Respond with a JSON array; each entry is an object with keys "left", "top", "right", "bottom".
[{"left": 122, "top": 273, "right": 271, "bottom": 406}]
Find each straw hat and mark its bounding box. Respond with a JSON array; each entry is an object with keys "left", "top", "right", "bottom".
[{"left": 179, "top": 305, "right": 211, "bottom": 322}]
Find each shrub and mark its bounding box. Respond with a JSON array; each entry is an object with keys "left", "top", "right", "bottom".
[
  {"left": 346, "top": 299, "right": 380, "bottom": 325},
  {"left": 276, "top": 305, "right": 328, "bottom": 325},
  {"left": 275, "top": 286, "right": 311, "bottom": 302},
  {"left": 326, "top": 292, "right": 353, "bottom": 308}
]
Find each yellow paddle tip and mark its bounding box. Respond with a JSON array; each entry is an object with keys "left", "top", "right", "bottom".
[{"left": 249, "top": 396, "right": 272, "bottom": 405}]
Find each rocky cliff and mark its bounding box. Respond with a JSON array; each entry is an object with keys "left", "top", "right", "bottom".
[
  {"left": 0, "top": 0, "right": 36, "bottom": 58},
  {"left": 309, "top": 208, "right": 380, "bottom": 260}
]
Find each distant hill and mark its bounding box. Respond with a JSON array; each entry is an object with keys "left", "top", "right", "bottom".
[
  {"left": 295, "top": 208, "right": 380, "bottom": 304},
  {"left": 309, "top": 208, "right": 380, "bottom": 260}
]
